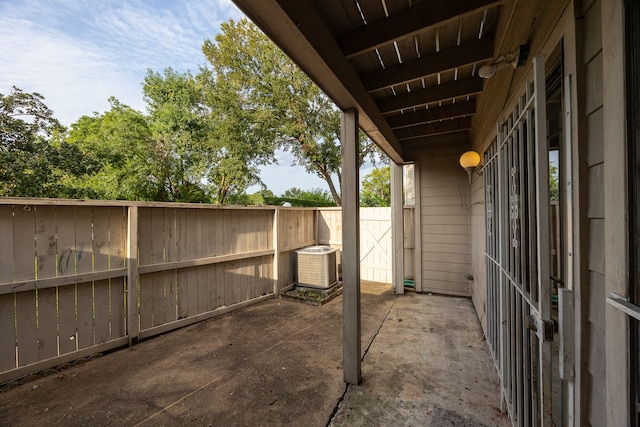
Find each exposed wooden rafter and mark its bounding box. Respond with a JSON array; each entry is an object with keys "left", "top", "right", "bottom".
[
  {"left": 386, "top": 100, "right": 477, "bottom": 129},
  {"left": 233, "top": 0, "right": 406, "bottom": 163},
  {"left": 363, "top": 39, "right": 494, "bottom": 93},
  {"left": 234, "top": 0, "right": 505, "bottom": 159},
  {"left": 394, "top": 117, "right": 473, "bottom": 141},
  {"left": 377, "top": 77, "right": 484, "bottom": 114},
  {"left": 339, "top": 0, "right": 502, "bottom": 59},
  {"left": 403, "top": 130, "right": 470, "bottom": 149}
]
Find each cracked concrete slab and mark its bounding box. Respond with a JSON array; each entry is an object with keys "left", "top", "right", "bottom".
[{"left": 329, "top": 293, "right": 508, "bottom": 426}]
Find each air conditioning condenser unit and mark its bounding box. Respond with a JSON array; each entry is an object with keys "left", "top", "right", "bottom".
[{"left": 296, "top": 246, "right": 338, "bottom": 289}]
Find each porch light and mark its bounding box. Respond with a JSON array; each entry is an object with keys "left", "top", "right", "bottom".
[
  {"left": 478, "top": 44, "right": 530, "bottom": 79},
  {"left": 459, "top": 150, "right": 481, "bottom": 183}
]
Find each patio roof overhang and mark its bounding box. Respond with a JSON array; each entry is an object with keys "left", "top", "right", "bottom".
[{"left": 231, "top": 0, "right": 508, "bottom": 164}]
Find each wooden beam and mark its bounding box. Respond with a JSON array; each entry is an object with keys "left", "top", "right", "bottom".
[
  {"left": 339, "top": 0, "right": 502, "bottom": 58},
  {"left": 0, "top": 268, "right": 127, "bottom": 296},
  {"left": 391, "top": 162, "right": 404, "bottom": 295},
  {"left": 413, "top": 161, "right": 423, "bottom": 293},
  {"left": 341, "top": 109, "right": 361, "bottom": 385},
  {"left": 386, "top": 100, "right": 477, "bottom": 129},
  {"left": 363, "top": 39, "right": 494, "bottom": 93},
  {"left": 402, "top": 130, "right": 469, "bottom": 150},
  {"left": 378, "top": 77, "right": 484, "bottom": 114},
  {"left": 137, "top": 249, "right": 276, "bottom": 275},
  {"left": 395, "top": 117, "right": 473, "bottom": 141}
]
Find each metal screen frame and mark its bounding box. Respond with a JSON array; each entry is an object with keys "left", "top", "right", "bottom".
[{"left": 484, "top": 56, "right": 552, "bottom": 426}]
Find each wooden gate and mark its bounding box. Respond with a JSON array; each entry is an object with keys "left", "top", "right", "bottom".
[
  {"left": 317, "top": 207, "right": 405, "bottom": 285},
  {"left": 359, "top": 207, "right": 393, "bottom": 284}
]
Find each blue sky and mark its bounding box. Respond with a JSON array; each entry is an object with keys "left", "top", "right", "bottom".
[{"left": 0, "top": 0, "right": 374, "bottom": 195}]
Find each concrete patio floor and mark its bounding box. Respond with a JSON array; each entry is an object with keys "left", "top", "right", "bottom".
[{"left": 0, "top": 282, "right": 507, "bottom": 426}]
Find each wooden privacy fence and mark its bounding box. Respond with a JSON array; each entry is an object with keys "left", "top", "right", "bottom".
[{"left": 0, "top": 199, "right": 315, "bottom": 383}]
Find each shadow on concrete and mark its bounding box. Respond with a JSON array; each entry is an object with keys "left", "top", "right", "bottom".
[{"left": 0, "top": 282, "right": 507, "bottom": 426}]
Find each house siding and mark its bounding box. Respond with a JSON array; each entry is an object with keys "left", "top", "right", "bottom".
[
  {"left": 417, "top": 149, "right": 472, "bottom": 296},
  {"left": 578, "top": 0, "right": 607, "bottom": 424}
]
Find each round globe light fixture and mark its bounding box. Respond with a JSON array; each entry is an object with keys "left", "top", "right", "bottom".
[{"left": 459, "top": 151, "right": 481, "bottom": 183}]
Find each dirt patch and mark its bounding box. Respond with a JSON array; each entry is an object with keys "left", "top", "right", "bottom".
[{"left": 0, "top": 282, "right": 395, "bottom": 426}]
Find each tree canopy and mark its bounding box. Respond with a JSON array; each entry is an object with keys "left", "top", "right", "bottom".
[
  {"left": 2, "top": 19, "right": 386, "bottom": 204},
  {"left": 65, "top": 68, "right": 276, "bottom": 204},
  {"left": 202, "top": 19, "right": 378, "bottom": 206},
  {"left": 0, "top": 86, "right": 97, "bottom": 198},
  {"left": 549, "top": 161, "right": 559, "bottom": 201},
  {"left": 360, "top": 166, "right": 391, "bottom": 207}
]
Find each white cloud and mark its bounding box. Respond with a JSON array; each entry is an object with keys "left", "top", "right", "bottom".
[
  {"left": 0, "top": 16, "right": 144, "bottom": 125},
  {"left": 0, "top": 0, "right": 243, "bottom": 125}
]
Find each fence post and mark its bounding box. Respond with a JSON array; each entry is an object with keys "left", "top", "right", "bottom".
[
  {"left": 314, "top": 208, "right": 319, "bottom": 245},
  {"left": 127, "top": 205, "right": 139, "bottom": 346},
  {"left": 272, "top": 207, "right": 280, "bottom": 297}
]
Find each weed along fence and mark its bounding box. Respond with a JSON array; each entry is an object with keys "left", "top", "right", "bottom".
[{"left": 0, "top": 199, "right": 402, "bottom": 383}]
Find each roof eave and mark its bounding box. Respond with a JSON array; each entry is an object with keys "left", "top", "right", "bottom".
[{"left": 232, "top": 0, "right": 407, "bottom": 164}]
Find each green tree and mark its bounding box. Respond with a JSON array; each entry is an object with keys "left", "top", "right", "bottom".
[
  {"left": 197, "top": 67, "right": 276, "bottom": 204},
  {"left": 226, "top": 189, "right": 275, "bottom": 206},
  {"left": 281, "top": 187, "right": 335, "bottom": 206},
  {"left": 202, "top": 19, "right": 378, "bottom": 206},
  {"left": 0, "top": 86, "right": 96, "bottom": 197},
  {"left": 360, "top": 166, "right": 391, "bottom": 207},
  {"left": 549, "top": 161, "right": 559, "bottom": 201},
  {"left": 67, "top": 67, "right": 275, "bottom": 204},
  {"left": 66, "top": 98, "right": 169, "bottom": 200},
  {"left": 143, "top": 68, "right": 212, "bottom": 202}
]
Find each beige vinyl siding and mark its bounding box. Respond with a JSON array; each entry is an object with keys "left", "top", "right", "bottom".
[
  {"left": 579, "top": 0, "right": 606, "bottom": 424},
  {"left": 418, "top": 150, "right": 471, "bottom": 296}
]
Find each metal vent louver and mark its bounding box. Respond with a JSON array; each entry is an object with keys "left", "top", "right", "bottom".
[{"left": 296, "top": 246, "right": 337, "bottom": 289}]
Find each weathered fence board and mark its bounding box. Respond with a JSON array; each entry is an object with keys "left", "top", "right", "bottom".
[
  {"left": 185, "top": 210, "right": 199, "bottom": 317},
  {"left": 111, "top": 277, "right": 126, "bottom": 339},
  {"left": 14, "top": 206, "right": 35, "bottom": 282},
  {"left": 38, "top": 287, "right": 58, "bottom": 360},
  {"left": 77, "top": 282, "right": 93, "bottom": 349},
  {"left": 35, "top": 206, "right": 57, "bottom": 279},
  {"left": 151, "top": 209, "right": 166, "bottom": 327},
  {"left": 35, "top": 206, "right": 59, "bottom": 360},
  {"left": 15, "top": 291, "right": 38, "bottom": 366},
  {"left": 0, "top": 294, "right": 15, "bottom": 372},
  {"left": 0, "top": 206, "right": 14, "bottom": 282},
  {"left": 55, "top": 206, "right": 77, "bottom": 355},
  {"left": 94, "top": 279, "right": 110, "bottom": 345},
  {"left": 58, "top": 284, "right": 77, "bottom": 355},
  {"left": 75, "top": 206, "right": 93, "bottom": 275}
]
